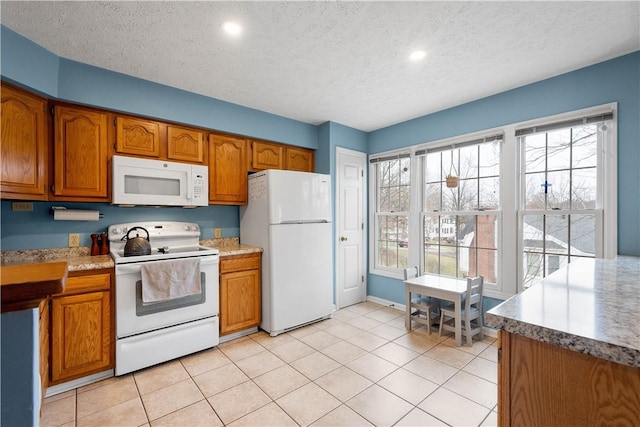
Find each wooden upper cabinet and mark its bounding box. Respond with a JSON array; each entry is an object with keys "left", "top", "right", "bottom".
[
  {"left": 115, "top": 116, "right": 160, "bottom": 157},
  {"left": 167, "top": 125, "right": 204, "bottom": 163},
  {"left": 1, "top": 85, "right": 48, "bottom": 200},
  {"left": 209, "top": 134, "right": 248, "bottom": 205},
  {"left": 251, "top": 140, "right": 284, "bottom": 171},
  {"left": 53, "top": 105, "right": 109, "bottom": 200},
  {"left": 285, "top": 146, "right": 314, "bottom": 172}
]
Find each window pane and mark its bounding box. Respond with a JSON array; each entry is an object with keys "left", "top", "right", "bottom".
[
  {"left": 547, "top": 128, "right": 571, "bottom": 171},
  {"left": 425, "top": 182, "right": 441, "bottom": 212},
  {"left": 376, "top": 214, "right": 408, "bottom": 269},
  {"left": 458, "top": 179, "right": 478, "bottom": 211},
  {"left": 572, "top": 125, "right": 597, "bottom": 168},
  {"left": 425, "top": 153, "right": 442, "bottom": 183},
  {"left": 546, "top": 170, "right": 571, "bottom": 209},
  {"left": 570, "top": 214, "right": 596, "bottom": 256},
  {"left": 442, "top": 186, "right": 459, "bottom": 212},
  {"left": 523, "top": 252, "right": 543, "bottom": 288},
  {"left": 523, "top": 214, "right": 545, "bottom": 254},
  {"left": 479, "top": 177, "right": 499, "bottom": 209},
  {"left": 525, "top": 172, "right": 547, "bottom": 209},
  {"left": 572, "top": 167, "right": 596, "bottom": 209},
  {"left": 524, "top": 134, "right": 546, "bottom": 173},
  {"left": 399, "top": 157, "right": 411, "bottom": 185},
  {"left": 545, "top": 214, "right": 569, "bottom": 256},
  {"left": 475, "top": 248, "right": 498, "bottom": 284},
  {"left": 476, "top": 214, "right": 498, "bottom": 250},
  {"left": 459, "top": 145, "right": 478, "bottom": 179},
  {"left": 479, "top": 141, "right": 500, "bottom": 177}
]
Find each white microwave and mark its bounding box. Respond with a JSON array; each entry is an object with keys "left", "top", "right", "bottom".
[{"left": 112, "top": 155, "right": 208, "bottom": 207}]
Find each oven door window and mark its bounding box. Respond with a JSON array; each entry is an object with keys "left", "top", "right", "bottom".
[{"left": 135, "top": 272, "right": 206, "bottom": 316}]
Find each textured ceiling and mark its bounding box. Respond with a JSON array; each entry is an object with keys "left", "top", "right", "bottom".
[{"left": 2, "top": 1, "right": 639, "bottom": 132}]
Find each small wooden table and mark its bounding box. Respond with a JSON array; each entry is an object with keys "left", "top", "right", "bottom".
[{"left": 404, "top": 274, "right": 468, "bottom": 346}]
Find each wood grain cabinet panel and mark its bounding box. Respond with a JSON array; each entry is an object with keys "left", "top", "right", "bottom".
[
  {"left": 1, "top": 84, "right": 48, "bottom": 200},
  {"left": 167, "top": 125, "right": 204, "bottom": 163},
  {"left": 498, "top": 331, "right": 640, "bottom": 426},
  {"left": 115, "top": 116, "right": 160, "bottom": 157},
  {"left": 250, "top": 141, "right": 284, "bottom": 171},
  {"left": 209, "top": 134, "right": 247, "bottom": 205},
  {"left": 50, "top": 272, "right": 112, "bottom": 385},
  {"left": 285, "top": 146, "right": 314, "bottom": 172},
  {"left": 53, "top": 105, "right": 109, "bottom": 200},
  {"left": 219, "top": 253, "right": 261, "bottom": 336},
  {"left": 39, "top": 299, "right": 50, "bottom": 397}
]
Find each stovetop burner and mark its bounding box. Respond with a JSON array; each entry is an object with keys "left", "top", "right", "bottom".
[{"left": 108, "top": 221, "right": 219, "bottom": 264}]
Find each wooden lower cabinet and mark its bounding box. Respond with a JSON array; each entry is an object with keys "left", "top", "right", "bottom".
[
  {"left": 498, "top": 331, "right": 640, "bottom": 426},
  {"left": 219, "top": 253, "right": 261, "bottom": 336},
  {"left": 50, "top": 271, "right": 113, "bottom": 385}
]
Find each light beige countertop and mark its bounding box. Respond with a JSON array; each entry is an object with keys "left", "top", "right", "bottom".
[
  {"left": 486, "top": 256, "right": 640, "bottom": 368},
  {"left": 0, "top": 238, "right": 262, "bottom": 272}
]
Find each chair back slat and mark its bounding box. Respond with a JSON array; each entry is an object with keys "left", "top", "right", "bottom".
[
  {"left": 404, "top": 266, "right": 419, "bottom": 280},
  {"left": 465, "top": 276, "right": 484, "bottom": 313}
]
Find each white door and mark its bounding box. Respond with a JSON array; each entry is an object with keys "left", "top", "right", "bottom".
[{"left": 335, "top": 147, "right": 367, "bottom": 308}]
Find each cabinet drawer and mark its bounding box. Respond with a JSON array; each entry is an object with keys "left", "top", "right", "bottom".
[
  {"left": 220, "top": 253, "right": 261, "bottom": 273},
  {"left": 57, "top": 273, "right": 111, "bottom": 296}
]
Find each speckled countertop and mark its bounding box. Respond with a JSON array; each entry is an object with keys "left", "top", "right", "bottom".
[
  {"left": 0, "top": 238, "right": 262, "bottom": 272},
  {"left": 486, "top": 256, "right": 640, "bottom": 368}
]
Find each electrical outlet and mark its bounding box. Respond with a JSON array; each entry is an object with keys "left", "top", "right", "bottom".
[
  {"left": 11, "top": 202, "right": 33, "bottom": 211},
  {"left": 214, "top": 228, "right": 222, "bottom": 238},
  {"left": 68, "top": 233, "right": 80, "bottom": 247}
]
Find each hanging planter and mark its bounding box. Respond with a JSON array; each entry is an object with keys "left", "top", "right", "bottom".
[
  {"left": 446, "top": 175, "right": 459, "bottom": 188},
  {"left": 446, "top": 150, "right": 459, "bottom": 188}
]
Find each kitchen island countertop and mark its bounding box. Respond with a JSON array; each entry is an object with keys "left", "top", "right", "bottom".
[{"left": 486, "top": 256, "right": 640, "bottom": 368}]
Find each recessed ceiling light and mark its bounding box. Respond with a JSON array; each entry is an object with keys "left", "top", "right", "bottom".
[
  {"left": 222, "top": 21, "right": 242, "bottom": 36},
  {"left": 409, "top": 50, "right": 427, "bottom": 61}
]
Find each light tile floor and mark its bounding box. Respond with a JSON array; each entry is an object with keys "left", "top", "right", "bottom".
[{"left": 41, "top": 301, "right": 499, "bottom": 427}]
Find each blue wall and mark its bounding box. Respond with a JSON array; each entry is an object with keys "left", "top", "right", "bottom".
[{"left": 0, "top": 201, "right": 239, "bottom": 250}]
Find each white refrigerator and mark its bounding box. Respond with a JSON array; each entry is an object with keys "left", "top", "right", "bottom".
[{"left": 240, "top": 169, "right": 334, "bottom": 336}]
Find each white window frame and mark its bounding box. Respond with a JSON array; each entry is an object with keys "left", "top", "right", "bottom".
[
  {"left": 367, "top": 103, "right": 617, "bottom": 300},
  {"left": 515, "top": 103, "right": 617, "bottom": 292},
  {"left": 368, "top": 149, "right": 412, "bottom": 278}
]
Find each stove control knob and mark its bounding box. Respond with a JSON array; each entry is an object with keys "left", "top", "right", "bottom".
[
  {"left": 184, "top": 224, "right": 191, "bottom": 231},
  {"left": 192, "top": 225, "right": 199, "bottom": 231}
]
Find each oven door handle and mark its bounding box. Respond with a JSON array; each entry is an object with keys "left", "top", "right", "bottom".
[{"left": 116, "top": 256, "right": 219, "bottom": 274}]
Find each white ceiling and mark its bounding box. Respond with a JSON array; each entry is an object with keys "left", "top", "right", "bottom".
[{"left": 2, "top": 1, "right": 639, "bottom": 132}]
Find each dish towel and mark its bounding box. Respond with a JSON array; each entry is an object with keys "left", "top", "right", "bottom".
[{"left": 141, "top": 258, "right": 201, "bottom": 303}]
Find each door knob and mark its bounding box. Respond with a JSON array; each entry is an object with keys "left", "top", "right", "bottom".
[{"left": 340, "top": 236, "right": 348, "bottom": 242}]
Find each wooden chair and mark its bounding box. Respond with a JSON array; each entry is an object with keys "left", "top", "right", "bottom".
[
  {"left": 439, "top": 276, "right": 484, "bottom": 345},
  {"left": 404, "top": 266, "right": 440, "bottom": 334}
]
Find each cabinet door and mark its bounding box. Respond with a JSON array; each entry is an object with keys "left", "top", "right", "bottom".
[
  {"left": 220, "top": 269, "right": 261, "bottom": 335},
  {"left": 209, "top": 134, "right": 247, "bottom": 205},
  {"left": 53, "top": 106, "right": 109, "bottom": 199},
  {"left": 50, "top": 290, "right": 111, "bottom": 383},
  {"left": 285, "top": 147, "right": 314, "bottom": 172},
  {"left": 1, "top": 85, "right": 48, "bottom": 200},
  {"left": 167, "top": 125, "right": 204, "bottom": 163},
  {"left": 251, "top": 141, "right": 283, "bottom": 171},
  {"left": 115, "top": 116, "right": 160, "bottom": 157}
]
